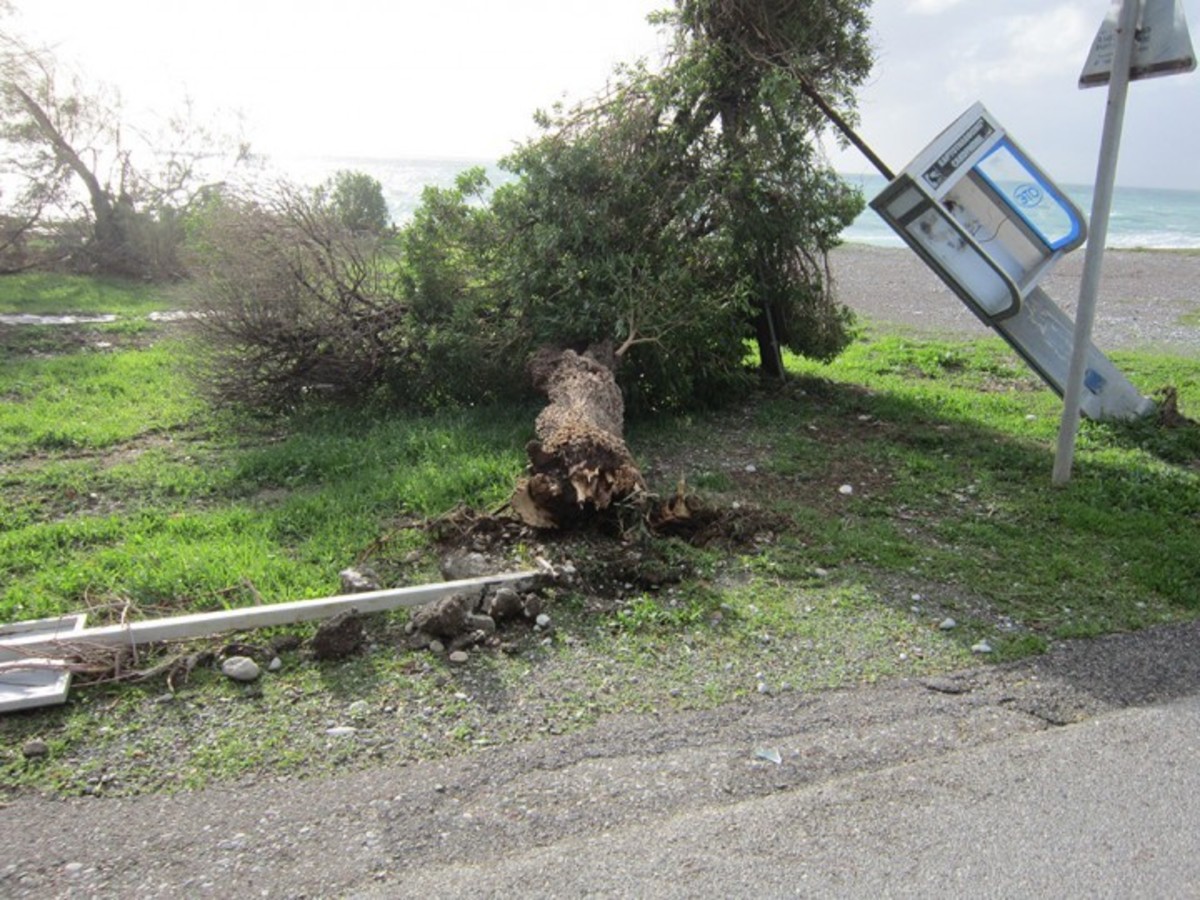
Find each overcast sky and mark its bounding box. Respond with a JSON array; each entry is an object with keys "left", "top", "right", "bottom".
[{"left": 13, "top": 0, "right": 1200, "bottom": 190}]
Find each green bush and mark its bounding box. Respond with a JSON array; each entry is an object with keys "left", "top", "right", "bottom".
[{"left": 318, "top": 170, "right": 391, "bottom": 236}]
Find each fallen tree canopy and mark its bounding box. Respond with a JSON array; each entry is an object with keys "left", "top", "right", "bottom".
[{"left": 511, "top": 347, "right": 646, "bottom": 529}]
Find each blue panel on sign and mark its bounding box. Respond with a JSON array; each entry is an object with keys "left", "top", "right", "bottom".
[{"left": 1084, "top": 368, "right": 1107, "bottom": 394}]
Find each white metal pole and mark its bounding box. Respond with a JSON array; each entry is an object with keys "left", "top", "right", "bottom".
[
  {"left": 0, "top": 571, "right": 538, "bottom": 657},
  {"left": 1053, "top": 0, "right": 1142, "bottom": 485}
]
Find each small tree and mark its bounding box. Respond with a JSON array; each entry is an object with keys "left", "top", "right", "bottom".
[
  {"left": 396, "top": 167, "right": 524, "bottom": 406},
  {"left": 0, "top": 16, "right": 249, "bottom": 278},
  {"left": 494, "top": 0, "right": 872, "bottom": 398},
  {"left": 186, "top": 1, "right": 875, "bottom": 421},
  {"left": 319, "top": 169, "right": 390, "bottom": 236}
]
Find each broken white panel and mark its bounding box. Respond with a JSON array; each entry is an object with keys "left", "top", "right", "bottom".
[{"left": 0, "top": 614, "right": 87, "bottom": 713}]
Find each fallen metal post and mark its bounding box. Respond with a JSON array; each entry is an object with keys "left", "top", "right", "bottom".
[{"left": 1, "top": 571, "right": 537, "bottom": 657}]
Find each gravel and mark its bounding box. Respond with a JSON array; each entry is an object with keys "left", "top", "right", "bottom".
[
  {"left": 830, "top": 244, "right": 1200, "bottom": 355},
  {"left": 2, "top": 618, "right": 1197, "bottom": 898}
]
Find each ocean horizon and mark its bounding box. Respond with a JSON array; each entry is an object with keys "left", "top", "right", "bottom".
[{"left": 266, "top": 154, "right": 1200, "bottom": 251}]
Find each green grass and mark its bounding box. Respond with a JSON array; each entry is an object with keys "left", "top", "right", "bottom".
[
  {"left": 3, "top": 321, "right": 1195, "bottom": 637},
  {"left": 2, "top": 275, "right": 1199, "bottom": 798},
  {"left": 0, "top": 402, "right": 532, "bottom": 621},
  {"left": 0, "top": 272, "right": 176, "bottom": 316},
  {"left": 0, "top": 341, "right": 205, "bottom": 456}
]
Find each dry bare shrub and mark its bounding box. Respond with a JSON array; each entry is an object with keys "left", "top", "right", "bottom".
[{"left": 184, "top": 182, "right": 408, "bottom": 412}]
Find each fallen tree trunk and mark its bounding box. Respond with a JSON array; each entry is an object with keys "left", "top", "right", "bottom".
[{"left": 511, "top": 347, "right": 646, "bottom": 528}]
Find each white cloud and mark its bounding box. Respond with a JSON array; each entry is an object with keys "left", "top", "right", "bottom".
[
  {"left": 905, "top": 0, "right": 969, "bottom": 13},
  {"left": 947, "top": 5, "right": 1094, "bottom": 98}
]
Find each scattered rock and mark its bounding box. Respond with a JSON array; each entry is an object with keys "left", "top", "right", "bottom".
[
  {"left": 348, "top": 700, "right": 371, "bottom": 719},
  {"left": 449, "top": 630, "right": 488, "bottom": 652},
  {"left": 482, "top": 587, "right": 524, "bottom": 621},
  {"left": 411, "top": 591, "right": 481, "bottom": 639},
  {"left": 535, "top": 613, "right": 552, "bottom": 629},
  {"left": 268, "top": 656, "right": 283, "bottom": 672},
  {"left": 339, "top": 567, "right": 381, "bottom": 593},
  {"left": 838, "top": 484, "right": 854, "bottom": 496},
  {"left": 448, "top": 650, "right": 470, "bottom": 664},
  {"left": 467, "top": 613, "right": 497, "bottom": 636},
  {"left": 326, "top": 726, "right": 357, "bottom": 737},
  {"left": 221, "top": 656, "right": 261, "bottom": 682},
  {"left": 428, "top": 640, "right": 446, "bottom": 654},
  {"left": 21, "top": 739, "right": 49, "bottom": 760},
  {"left": 309, "top": 609, "right": 366, "bottom": 660},
  {"left": 440, "top": 550, "right": 492, "bottom": 581},
  {"left": 939, "top": 617, "right": 958, "bottom": 631},
  {"left": 922, "top": 676, "right": 972, "bottom": 695},
  {"left": 971, "top": 640, "right": 994, "bottom": 654}
]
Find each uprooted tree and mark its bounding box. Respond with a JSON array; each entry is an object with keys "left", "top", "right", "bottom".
[
  {"left": 186, "top": 0, "right": 874, "bottom": 528},
  {"left": 495, "top": 0, "right": 874, "bottom": 525}
]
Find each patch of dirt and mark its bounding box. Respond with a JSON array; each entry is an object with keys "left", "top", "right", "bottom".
[
  {"left": 0, "top": 321, "right": 172, "bottom": 357},
  {"left": 419, "top": 497, "right": 787, "bottom": 618}
]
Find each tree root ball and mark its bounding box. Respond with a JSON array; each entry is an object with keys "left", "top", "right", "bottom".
[{"left": 512, "top": 348, "right": 645, "bottom": 528}]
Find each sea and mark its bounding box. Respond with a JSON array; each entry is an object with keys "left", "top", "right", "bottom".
[{"left": 270, "top": 155, "right": 1200, "bottom": 251}]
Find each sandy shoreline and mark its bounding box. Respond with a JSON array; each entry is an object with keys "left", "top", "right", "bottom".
[{"left": 829, "top": 243, "right": 1200, "bottom": 356}]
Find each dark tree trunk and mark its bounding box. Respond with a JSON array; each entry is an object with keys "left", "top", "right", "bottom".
[
  {"left": 754, "top": 303, "right": 786, "bottom": 380},
  {"left": 11, "top": 84, "right": 126, "bottom": 270},
  {"left": 511, "top": 348, "right": 646, "bottom": 529}
]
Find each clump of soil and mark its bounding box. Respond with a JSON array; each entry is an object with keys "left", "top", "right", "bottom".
[{"left": 422, "top": 492, "right": 788, "bottom": 614}]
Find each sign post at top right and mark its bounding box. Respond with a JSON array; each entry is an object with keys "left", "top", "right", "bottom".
[{"left": 1079, "top": 0, "right": 1196, "bottom": 87}]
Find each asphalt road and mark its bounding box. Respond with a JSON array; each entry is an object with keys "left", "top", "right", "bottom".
[{"left": 3, "top": 618, "right": 1198, "bottom": 898}]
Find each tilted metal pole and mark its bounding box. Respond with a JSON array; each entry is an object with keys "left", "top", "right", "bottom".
[{"left": 1053, "top": 0, "right": 1141, "bottom": 485}]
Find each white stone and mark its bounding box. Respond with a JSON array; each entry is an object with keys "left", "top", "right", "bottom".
[
  {"left": 971, "top": 640, "right": 994, "bottom": 654},
  {"left": 268, "top": 656, "right": 283, "bottom": 672},
  {"left": 221, "top": 656, "right": 260, "bottom": 682},
  {"left": 939, "top": 617, "right": 957, "bottom": 631},
  {"left": 536, "top": 613, "right": 552, "bottom": 628},
  {"left": 838, "top": 484, "right": 854, "bottom": 495},
  {"left": 326, "top": 726, "right": 357, "bottom": 737}
]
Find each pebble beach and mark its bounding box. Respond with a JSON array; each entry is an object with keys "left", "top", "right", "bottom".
[{"left": 829, "top": 243, "right": 1200, "bottom": 357}]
